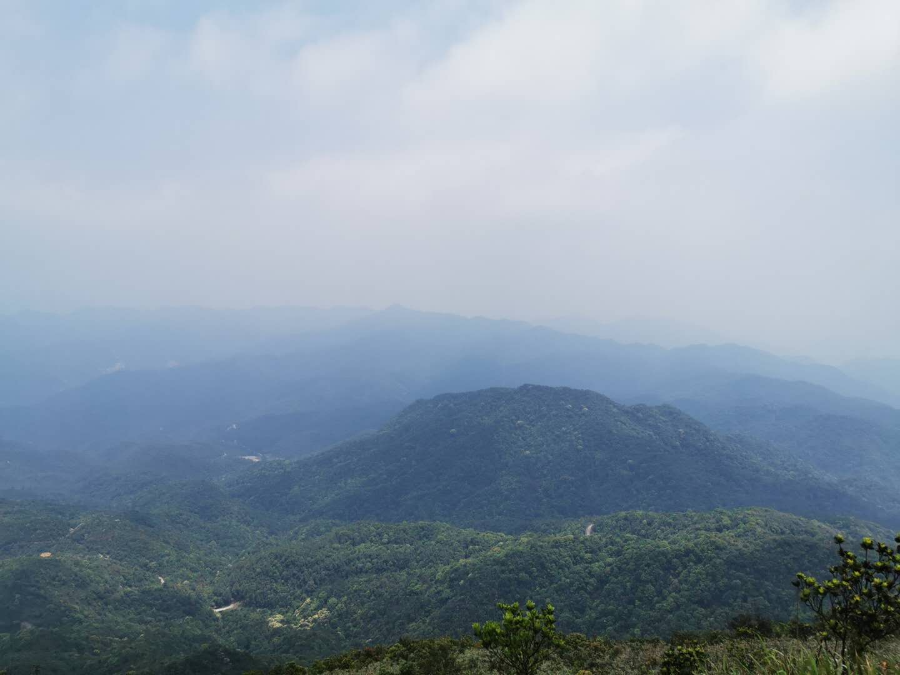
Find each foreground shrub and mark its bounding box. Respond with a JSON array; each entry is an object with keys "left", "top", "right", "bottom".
[
  {"left": 309, "top": 645, "right": 388, "bottom": 673},
  {"left": 387, "top": 636, "right": 467, "bottom": 675},
  {"left": 728, "top": 613, "right": 775, "bottom": 638},
  {"left": 795, "top": 534, "right": 900, "bottom": 663},
  {"left": 658, "top": 640, "right": 709, "bottom": 675},
  {"left": 473, "top": 600, "right": 562, "bottom": 675},
  {"left": 558, "top": 633, "right": 620, "bottom": 672}
]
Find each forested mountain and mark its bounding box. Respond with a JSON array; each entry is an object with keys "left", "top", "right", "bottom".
[
  {"left": 0, "top": 495, "right": 886, "bottom": 675},
  {"left": 221, "top": 511, "right": 882, "bottom": 644},
  {"left": 3, "top": 307, "right": 900, "bottom": 674},
  {"left": 0, "top": 439, "right": 254, "bottom": 506},
  {"left": 0, "top": 491, "right": 279, "bottom": 675},
  {"left": 3, "top": 308, "right": 898, "bottom": 469},
  {"left": 229, "top": 386, "right": 897, "bottom": 530},
  {"left": 0, "top": 440, "right": 86, "bottom": 501},
  {"left": 660, "top": 376, "right": 900, "bottom": 490},
  {"left": 2, "top": 380, "right": 898, "bottom": 673}
]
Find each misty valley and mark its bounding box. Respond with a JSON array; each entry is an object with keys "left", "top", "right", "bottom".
[{"left": 2, "top": 307, "right": 900, "bottom": 674}]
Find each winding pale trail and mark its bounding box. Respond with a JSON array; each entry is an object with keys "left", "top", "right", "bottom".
[{"left": 213, "top": 601, "right": 241, "bottom": 614}]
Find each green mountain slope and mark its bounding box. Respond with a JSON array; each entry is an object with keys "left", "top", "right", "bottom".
[
  {"left": 0, "top": 485, "right": 300, "bottom": 675},
  {"left": 230, "top": 385, "right": 895, "bottom": 530},
  {"left": 221, "top": 510, "right": 882, "bottom": 647},
  {"left": 665, "top": 376, "right": 900, "bottom": 492},
  {"left": 0, "top": 439, "right": 257, "bottom": 506},
  {"left": 0, "top": 497, "right": 887, "bottom": 674}
]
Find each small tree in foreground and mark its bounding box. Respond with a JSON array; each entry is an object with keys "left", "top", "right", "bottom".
[
  {"left": 473, "top": 600, "right": 562, "bottom": 675},
  {"left": 658, "top": 640, "right": 709, "bottom": 675},
  {"left": 795, "top": 533, "right": 900, "bottom": 664}
]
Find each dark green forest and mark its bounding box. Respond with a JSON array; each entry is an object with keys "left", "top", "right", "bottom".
[
  {"left": 3, "top": 384, "right": 898, "bottom": 673},
  {"left": 228, "top": 386, "right": 897, "bottom": 529},
  {"left": 0, "top": 496, "right": 885, "bottom": 674}
]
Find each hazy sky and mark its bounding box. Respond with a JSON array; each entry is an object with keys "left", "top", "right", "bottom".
[{"left": 2, "top": 0, "right": 899, "bottom": 359}]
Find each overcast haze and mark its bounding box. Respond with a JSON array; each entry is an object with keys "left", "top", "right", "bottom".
[{"left": 2, "top": 0, "right": 898, "bottom": 360}]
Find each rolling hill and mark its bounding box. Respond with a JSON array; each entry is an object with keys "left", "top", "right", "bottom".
[
  {"left": 220, "top": 510, "right": 881, "bottom": 646},
  {"left": 3, "top": 308, "right": 899, "bottom": 472},
  {"left": 0, "top": 439, "right": 256, "bottom": 506},
  {"left": 0, "top": 496, "right": 888, "bottom": 674},
  {"left": 228, "top": 385, "right": 897, "bottom": 530}
]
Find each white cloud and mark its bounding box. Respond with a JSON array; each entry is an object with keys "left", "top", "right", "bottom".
[
  {"left": 755, "top": 0, "right": 900, "bottom": 99},
  {"left": 290, "top": 25, "right": 420, "bottom": 108},
  {"left": 105, "top": 23, "right": 171, "bottom": 83},
  {"left": 188, "top": 14, "right": 262, "bottom": 88},
  {"left": 1, "top": 0, "right": 899, "bottom": 357}
]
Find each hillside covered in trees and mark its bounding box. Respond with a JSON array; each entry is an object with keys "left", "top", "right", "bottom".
[
  {"left": 3, "top": 316, "right": 900, "bottom": 674},
  {"left": 2, "top": 386, "right": 900, "bottom": 673},
  {"left": 229, "top": 386, "right": 897, "bottom": 529},
  {"left": 0, "top": 496, "right": 886, "bottom": 674}
]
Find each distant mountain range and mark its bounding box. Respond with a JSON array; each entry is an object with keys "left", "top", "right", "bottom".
[
  {"left": 3, "top": 302, "right": 900, "bottom": 674},
  {"left": 843, "top": 357, "right": 900, "bottom": 401},
  {"left": 2, "top": 307, "right": 898, "bottom": 501},
  {"left": 1, "top": 305, "right": 895, "bottom": 409},
  {"left": 0, "top": 305, "right": 372, "bottom": 406},
  {"left": 537, "top": 315, "right": 732, "bottom": 348}
]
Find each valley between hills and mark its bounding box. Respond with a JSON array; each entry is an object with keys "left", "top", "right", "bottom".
[{"left": 2, "top": 308, "right": 900, "bottom": 674}]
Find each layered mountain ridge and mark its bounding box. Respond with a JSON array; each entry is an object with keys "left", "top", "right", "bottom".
[{"left": 229, "top": 385, "right": 898, "bottom": 530}]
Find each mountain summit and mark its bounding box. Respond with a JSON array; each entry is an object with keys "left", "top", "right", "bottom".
[{"left": 231, "top": 385, "right": 888, "bottom": 530}]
